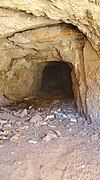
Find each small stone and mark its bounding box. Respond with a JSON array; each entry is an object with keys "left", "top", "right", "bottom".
[
  {"left": 10, "top": 134, "right": 19, "bottom": 141},
  {"left": 30, "top": 114, "right": 42, "bottom": 123},
  {"left": 55, "top": 130, "right": 61, "bottom": 136},
  {"left": 42, "top": 131, "right": 57, "bottom": 142},
  {"left": 56, "top": 112, "right": 67, "bottom": 119},
  {"left": 28, "top": 140, "right": 37, "bottom": 144},
  {"left": 60, "top": 112, "right": 68, "bottom": 119},
  {"left": 20, "top": 109, "right": 27, "bottom": 118},
  {"left": 75, "top": 113, "right": 79, "bottom": 118},
  {"left": 24, "top": 97, "right": 29, "bottom": 100},
  {"left": 29, "top": 106, "right": 33, "bottom": 109},
  {"left": 68, "top": 128, "right": 72, "bottom": 132},
  {"left": 90, "top": 133, "right": 99, "bottom": 141},
  {"left": 70, "top": 117, "right": 77, "bottom": 123},
  {"left": 0, "top": 120, "right": 8, "bottom": 125},
  {"left": 57, "top": 108, "right": 62, "bottom": 112},
  {"left": 10, "top": 131, "right": 23, "bottom": 141},
  {"left": 3, "top": 123, "right": 12, "bottom": 130},
  {"left": 21, "top": 125, "right": 29, "bottom": 130},
  {"left": 41, "top": 121, "right": 47, "bottom": 125},
  {"left": 45, "top": 115, "right": 55, "bottom": 120},
  {"left": 2, "top": 129, "right": 11, "bottom": 136},
  {"left": 0, "top": 135, "right": 8, "bottom": 140},
  {"left": 13, "top": 109, "right": 21, "bottom": 117}
]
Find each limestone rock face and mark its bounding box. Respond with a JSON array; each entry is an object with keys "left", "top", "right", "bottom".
[
  {"left": 0, "top": 0, "right": 100, "bottom": 56},
  {"left": 0, "top": 25, "right": 85, "bottom": 101},
  {"left": 0, "top": 0, "right": 99, "bottom": 125},
  {"left": 0, "top": 8, "right": 61, "bottom": 38}
]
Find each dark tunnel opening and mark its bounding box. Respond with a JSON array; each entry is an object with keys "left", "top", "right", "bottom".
[{"left": 41, "top": 61, "right": 74, "bottom": 98}]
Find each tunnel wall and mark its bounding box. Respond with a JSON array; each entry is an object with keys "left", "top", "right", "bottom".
[{"left": 83, "top": 40, "right": 100, "bottom": 126}]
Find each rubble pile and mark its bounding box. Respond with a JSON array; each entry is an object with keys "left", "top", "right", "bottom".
[{"left": 0, "top": 99, "right": 98, "bottom": 144}]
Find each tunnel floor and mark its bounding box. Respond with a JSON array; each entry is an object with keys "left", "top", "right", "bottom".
[
  {"left": 17, "top": 90, "right": 74, "bottom": 109},
  {"left": 0, "top": 98, "right": 100, "bottom": 180}
]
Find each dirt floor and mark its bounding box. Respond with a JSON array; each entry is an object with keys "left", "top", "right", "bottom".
[{"left": 0, "top": 93, "right": 100, "bottom": 180}]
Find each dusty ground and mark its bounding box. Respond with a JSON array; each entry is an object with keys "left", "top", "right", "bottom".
[{"left": 0, "top": 94, "right": 100, "bottom": 180}]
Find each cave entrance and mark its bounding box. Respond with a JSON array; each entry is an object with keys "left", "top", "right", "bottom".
[{"left": 41, "top": 61, "right": 74, "bottom": 101}]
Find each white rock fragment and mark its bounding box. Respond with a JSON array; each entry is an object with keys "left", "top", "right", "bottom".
[
  {"left": 24, "top": 97, "right": 29, "bottom": 100},
  {"left": 41, "top": 122, "right": 47, "bottom": 125},
  {"left": 28, "top": 105, "right": 33, "bottom": 110},
  {"left": 60, "top": 113, "right": 68, "bottom": 119},
  {"left": 28, "top": 140, "right": 37, "bottom": 145},
  {"left": 68, "top": 128, "right": 72, "bottom": 132},
  {"left": 70, "top": 117, "right": 77, "bottom": 123},
  {"left": 45, "top": 115, "right": 55, "bottom": 120},
  {"left": 0, "top": 120, "right": 8, "bottom": 125},
  {"left": 0, "top": 136, "right": 8, "bottom": 140},
  {"left": 56, "top": 112, "right": 68, "bottom": 119},
  {"left": 48, "top": 125, "right": 56, "bottom": 128}
]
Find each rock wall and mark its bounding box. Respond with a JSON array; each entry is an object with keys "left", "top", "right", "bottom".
[
  {"left": 0, "top": 24, "right": 85, "bottom": 102},
  {"left": 84, "top": 40, "right": 100, "bottom": 126},
  {"left": 0, "top": 0, "right": 99, "bottom": 125},
  {"left": 0, "top": 0, "right": 100, "bottom": 56}
]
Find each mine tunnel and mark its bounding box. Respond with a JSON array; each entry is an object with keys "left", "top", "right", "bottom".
[{"left": 40, "top": 61, "right": 74, "bottom": 100}]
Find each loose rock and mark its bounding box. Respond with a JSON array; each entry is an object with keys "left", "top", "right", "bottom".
[
  {"left": 45, "top": 115, "right": 55, "bottom": 120},
  {"left": 55, "top": 130, "right": 61, "bottom": 137},
  {"left": 20, "top": 109, "right": 27, "bottom": 118},
  {"left": 42, "top": 131, "right": 58, "bottom": 142},
  {"left": 30, "top": 114, "right": 42, "bottom": 124},
  {"left": 70, "top": 117, "right": 77, "bottom": 123},
  {"left": 28, "top": 140, "right": 37, "bottom": 145}
]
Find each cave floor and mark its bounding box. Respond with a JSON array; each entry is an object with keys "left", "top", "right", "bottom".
[{"left": 0, "top": 96, "right": 100, "bottom": 180}]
